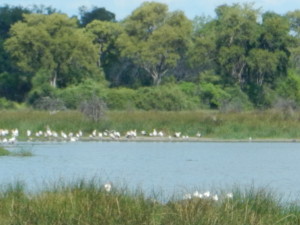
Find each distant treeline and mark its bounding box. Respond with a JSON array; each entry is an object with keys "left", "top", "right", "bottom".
[{"left": 1, "top": 2, "right": 300, "bottom": 111}]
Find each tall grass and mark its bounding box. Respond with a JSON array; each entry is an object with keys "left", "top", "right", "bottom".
[
  {"left": 0, "top": 147, "right": 10, "bottom": 156},
  {"left": 1, "top": 109, "right": 300, "bottom": 139},
  {"left": 0, "top": 181, "right": 299, "bottom": 225}
]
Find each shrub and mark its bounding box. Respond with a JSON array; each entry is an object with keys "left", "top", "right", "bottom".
[
  {"left": 219, "top": 87, "right": 253, "bottom": 113},
  {"left": 0, "top": 97, "right": 17, "bottom": 109},
  {"left": 33, "top": 97, "right": 66, "bottom": 112},
  {"left": 135, "top": 85, "right": 198, "bottom": 111},
  {"left": 275, "top": 70, "right": 300, "bottom": 105},
  {"left": 199, "top": 83, "right": 230, "bottom": 108},
  {"left": 105, "top": 88, "right": 137, "bottom": 110},
  {"left": 79, "top": 96, "right": 107, "bottom": 122},
  {"left": 56, "top": 80, "right": 107, "bottom": 109}
]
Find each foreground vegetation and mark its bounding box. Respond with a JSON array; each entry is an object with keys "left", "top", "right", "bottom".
[
  {"left": 0, "top": 181, "right": 299, "bottom": 225},
  {"left": 1, "top": 110, "right": 300, "bottom": 140},
  {"left": 0, "top": 146, "right": 33, "bottom": 157}
]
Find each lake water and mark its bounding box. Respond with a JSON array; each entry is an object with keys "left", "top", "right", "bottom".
[{"left": 1, "top": 141, "right": 300, "bottom": 199}]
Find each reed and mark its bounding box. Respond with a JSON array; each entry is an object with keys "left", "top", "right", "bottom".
[
  {"left": 1, "top": 109, "right": 300, "bottom": 139},
  {"left": 0, "top": 147, "right": 10, "bottom": 156},
  {"left": 0, "top": 181, "right": 299, "bottom": 225}
]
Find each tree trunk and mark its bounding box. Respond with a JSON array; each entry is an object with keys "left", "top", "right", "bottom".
[{"left": 50, "top": 71, "right": 57, "bottom": 88}]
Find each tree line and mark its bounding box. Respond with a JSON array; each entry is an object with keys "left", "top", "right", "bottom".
[{"left": 1, "top": 2, "right": 300, "bottom": 111}]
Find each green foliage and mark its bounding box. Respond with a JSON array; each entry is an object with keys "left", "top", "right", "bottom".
[
  {"left": 0, "top": 97, "right": 18, "bottom": 109},
  {"left": 0, "top": 72, "right": 31, "bottom": 102},
  {"left": 0, "top": 147, "right": 10, "bottom": 156},
  {"left": 0, "top": 2, "right": 299, "bottom": 110},
  {"left": 4, "top": 13, "right": 100, "bottom": 88},
  {"left": 178, "top": 82, "right": 198, "bottom": 96},
  {"left": 219, "top": 86, "right": 253, "bottom": 112},
  {"left": 135, "top": 85, "right": 198, "bottom": 111},
  {"left": 275, "top": 70, "right": 300, "bottom": 104},
  {"left": 200, "top": 83, "right": 229, "bottom": 108},
  {"left": 105, "top": 88, "right": 137, "bottom": 110},
  {"left": 79, "top": 6, "right": 116, "bottom": 27},
  {"left": 118, "top": 2, "right": 192, "bottom": 85},
  {"left": 0, "top": 181, "right": 299, "bottom": 225},
  {"left": 56, "top": 79, "right": 107, "bottom": 109}
]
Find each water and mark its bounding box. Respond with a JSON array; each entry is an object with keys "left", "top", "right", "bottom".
[{"left": 1, "top": 141, "right": 300, "bottom": 199}]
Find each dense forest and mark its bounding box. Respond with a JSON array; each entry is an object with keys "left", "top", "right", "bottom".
[{"left": 1, "top": 1, "right": 300, "bottom": 112}]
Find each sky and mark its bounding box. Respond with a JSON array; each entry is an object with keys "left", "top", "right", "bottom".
[{"left": 3, "top": 0, "right": 300, "bottom": 20}]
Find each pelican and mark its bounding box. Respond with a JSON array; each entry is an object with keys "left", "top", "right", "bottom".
[
  {"left": 193, "top": 191, "right": 203, "bottom": 198},
  {"left": 174, "top": 132, "right": 181, "bottom": 138},
  {"left": 203, "top": 191, "right": 210, "bottom": 198},
  {"left": 158, "top": 131, "right": 164, "bottom": 137},
  {"left": 26, "top": 130, "right": 32, "bottom": 137},
  {"left": 104, "top": 183, "right": 112, "bottom": 192},
  {"left": 212, "top": 194, "right": 218, "bottom": 201},
  {"left": 226, "top": 193, "right": 233, "bottom": 198}
]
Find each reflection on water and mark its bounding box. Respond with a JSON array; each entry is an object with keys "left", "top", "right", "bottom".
[{"left": 0, "top": 141, "right": 300, "bottom": 199}]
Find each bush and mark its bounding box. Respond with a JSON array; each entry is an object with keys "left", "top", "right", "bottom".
[
  {"left": 105, "top": 88, "right": 137, "bottom": 110},
  {"left": 27, "top": 84, "right": 57, "bottom": 105},
  {"left": 219, "top": 87, "right": 253, "bottom": 113},
  {"left": 0, "top": 97, "right": 17, "bottom": 109},
  {"left": 135, "top": 85, "right": 198, "bottom": 111},
  {"left": 79, "top": 96, "right": 107, "bottom": 122},
  {"left": 199, "top": 83, "right": 230, "bottom": 108},
  {"left": 56, "top": 80, "right": 107, "bottom": 109},
  {"left": 33, "top": 97, "right": 66, "bottom": 112},
  {"left": 275, "top": 70, "right": 300, "bottom": 105}
]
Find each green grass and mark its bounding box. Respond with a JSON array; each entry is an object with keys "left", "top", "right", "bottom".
[
  {"left": 0, "top": 146, "right": 33, "bottom": 157},
  {"left": 0, "top": 181, "right": 299, "bottom": 225},
  {"left": 10, "top": 149, "right": 33, "bottom": 157},
  {"left": 1, "top": 109, "right": 300, "bottom": 140},
  {"left": 0, "top": 147, "right": 10, "bottom": 156}
]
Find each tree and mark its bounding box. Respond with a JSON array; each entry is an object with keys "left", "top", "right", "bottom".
[
  {"left": 117, "top": 2, "right": 192, "bottom": 85},
  {"left": 247, "top": 49, "right": 279, "bottom": 85},
  {"left": 0, "top": 5, "right": 32, "bottom": 101},
  {"left": 5, "top": 13, "right": 100, "bottom": 88},
  {"left": 85, "top": 20, "right": 123, "bottom": 67},
  {"left": 286, "top": 10, "right": 300, "bottom": 71},
  {"left": 214, "top": 3, "right": 261, "bottom": 86},
  {"left": 79, "top": 6, "right": 115, "bottom": 27}
]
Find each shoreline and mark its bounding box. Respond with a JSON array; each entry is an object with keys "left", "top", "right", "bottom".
[{"left": 13, "top": 136, "right": 300, "bottom": 143}]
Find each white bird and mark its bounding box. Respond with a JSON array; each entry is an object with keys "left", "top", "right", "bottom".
[
  {"left": 158, "top": 131, "right": 164, "bottom": 137},
  {"left": 193, "top": 191, "right": 203, "bottom": 198},
  {"left": 150, "top": 129, "right": 157, "bottom": 136},
  {"left": 212, "top": 194, "right": 218, "bottom": 201},
  {"left": 26, "top": 130, "right": 32, "bottom": 137},
  {"left": 226, "top": 193, "right": 233, "bottom": 198},
  {"left": 196, "top": 132, "right": 201, "bottom": 137},
  {"left": 11, "top": 129, "right": 19, "bottom": 137},
  {"left": 203, "top": 191, "right": 210, "bottom": 198},
  {"left": 113, "top": 131, "right": 121, "bottom": 138},
  {"left": 183, "top": 193, "right": 192, "bottom": 200},
  {"left": 70, "top": 137, "right": 77, "bottom": 142},
  {"left": 104, "top": 183, "right": 112, "bottom": 192},
  {"left": 174, "top": 132, "right": 181, "bottom": 138},
  {"left": 8, "top": 136, "right": 16, "bottom": 144},
  {"left": 61, "top": 132, "right": 67, "bottom": 139}
]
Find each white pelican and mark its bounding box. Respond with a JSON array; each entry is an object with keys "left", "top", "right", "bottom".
[{"left": 104, "top": 183, "right": 112, "bottom": 192}]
